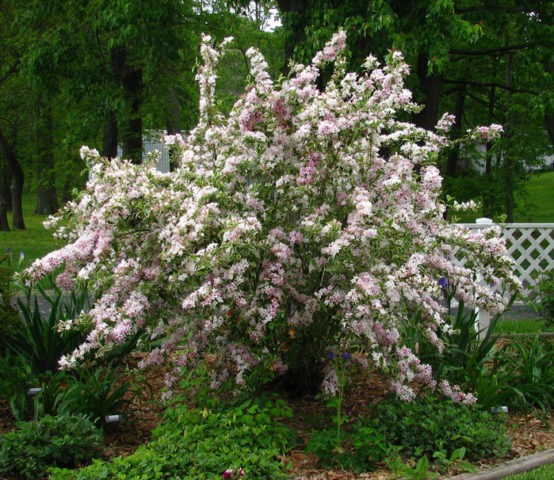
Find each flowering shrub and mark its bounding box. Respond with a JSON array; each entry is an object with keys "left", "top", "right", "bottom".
[{"left": 26, "top": 31, "right": 519, "bottom": 402}]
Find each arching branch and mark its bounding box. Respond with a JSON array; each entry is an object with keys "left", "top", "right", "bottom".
[
  {"left": 450, "top": 44, "right": 528, "bottom": 57},
  {"left": 443, "top": 79, "right": 539, "bottom": 96}
]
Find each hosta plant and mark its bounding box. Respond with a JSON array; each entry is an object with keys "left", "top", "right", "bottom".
[{"left": 25, "top": 31, "right": 519, "bottom": 401}]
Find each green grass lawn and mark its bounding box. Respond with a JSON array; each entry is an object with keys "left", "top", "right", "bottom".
[
  {"left": 517, "top": 171, "right": 554, "bottom": 223},
  {"left": 0, "top": 193, "right": 63, "bottom": 270},
  {"left": 452, "top": 170, "right": 554, "bottom": 224},
  {"left": 506, "top": 463, "right": 554, "bottom": 480},
  {"left": 495, "top": 319, "right": 554, "bottom": 335}
]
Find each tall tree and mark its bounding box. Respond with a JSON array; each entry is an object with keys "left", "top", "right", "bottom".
[
  {"left": 0, "top": 158, "right": 10, "bottom": 230},
  {"left": 0, "top": 128, "right": 25, "bottom": 230},
  {"left": 33, "top": 98, "right": 59, "bottom": 215},
  {"left": 275, "top": 0, "right": 553, "bottom": 219},
  {"left": 443, "top": 1, "right": 553, "bottom": 219},
  {"left": 0, "top": 0, "right": 26, "bottom": 229},
  {"left": 18, "top": 0, "right": 199, "bottom": 164}
]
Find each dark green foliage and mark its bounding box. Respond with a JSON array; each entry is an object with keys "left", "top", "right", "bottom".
[
  {"left": 307, "top": 421, "right": 390, "bottom": 473},
  {"left": 7, "top": 281, "right": 89, "bottom": 375},
  {"left": 49, "top": 398, "right": 293, "bottom": 479},
  {"left": 369, "top": 394, "right": 511, "bottom": 462},
  {"left": 3, "top": 362, "right": 142, "bottom": 427},
  {"left": 0, "top": 352, "right": 34, "bottom": 420},
  {"left": 1, "top": 276, "right": 141, "bottom": 425},
  {"left": 530, "top": 269, "right": 554, "bottom": 325},
  {"left": 32, "top": 371, "right": 75, "bottom": 418},
  {"left": 443, "top": 171, "right": 484, "bottom": 206},
  {"left": 439, "top": 300, "right": 503, "bottom": 390},
  {"left": 402, "top": 298, "right": 504, "bottom": 401},
  {"left": 402, "top": 292, "right": 554, "bottom": 413},
  {"left": 0, "top": 255, "right": 19, "bottom": 353},
  {"left": 59, "top": 365, "right": 143, "bottom": 427},
  {"left": 489, "top": 336, "right": 554, "bottom": 412},
  {"left": 0, "top": 414, "right": 103, "bottom": 479}
]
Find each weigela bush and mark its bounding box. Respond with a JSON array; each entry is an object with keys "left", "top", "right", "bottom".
[{"left": 26, "top": 31, "right": 520, "bottom": 402}]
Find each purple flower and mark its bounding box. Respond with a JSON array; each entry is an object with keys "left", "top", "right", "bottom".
[
  {"left": 222, "top": 469, "right": 233, "bottom": 479},
  {"left": 325, "top": 352, "right": 335, "bottom": 360},
  {"left": 341, "top": 352, "right": 351, "bottom": 360},
  {"left": 438, "top": 277, "right": 448, "bottom": 290}
]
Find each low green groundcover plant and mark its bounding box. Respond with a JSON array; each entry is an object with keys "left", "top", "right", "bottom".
[
  {"left": 0, "top": 413, "right": 103, "bottom": 479},
  {"left": 307, "top": 420, "right": 391, "bottom": 473},
  {"left": 49, "top": 398, "right": 294, "bottom": 480},
  {"left": 368, "top": 393, "right": 511, "bottom": 462}
]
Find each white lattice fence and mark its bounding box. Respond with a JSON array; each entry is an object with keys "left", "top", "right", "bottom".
[{"left": 459, "top": 221, "right": 554, "bottom": 292}]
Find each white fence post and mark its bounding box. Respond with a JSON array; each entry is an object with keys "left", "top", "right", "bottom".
[{"left": 474, "top": 218, "right": 493, "bottom": 337}]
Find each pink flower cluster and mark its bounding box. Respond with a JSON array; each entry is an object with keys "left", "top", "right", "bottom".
[{"left": 26, "top": 31, "right": 520, "bottom": 403}]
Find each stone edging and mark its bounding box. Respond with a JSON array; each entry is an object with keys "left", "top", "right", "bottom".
[{"left": 448, "top": 449, "right": 554, "bottom": 480}]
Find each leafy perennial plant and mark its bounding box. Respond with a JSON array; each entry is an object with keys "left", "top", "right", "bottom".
[{"left": 25, "top": 31, "right": 520, "bottom": 402}]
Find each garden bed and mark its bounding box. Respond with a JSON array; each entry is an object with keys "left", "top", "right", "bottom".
[{"left": 2, "top": 353, "right": 551, "bottom": 480}]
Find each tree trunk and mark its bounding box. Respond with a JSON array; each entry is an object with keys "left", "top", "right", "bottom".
[
  {"left": 0, "top": 191, "right": 9, "bottom": 231},
  {"left": 34, "top": 103, "right": 59, "bottom": 216},
  {"left": 166, "top": 85, "right": 181, "bottom": 135},
  {"left": 413, "top": 53, "right": 443, "bottom": 131},
  {"left": 482, "top": 86, "right": 496, "bottom": 218},
  {"left": 102, "top": 110, "right": 119, "bottom": 159},
  {"left": 166, "top": 85, "right": 181, "bottom": 172},
  {"left": 276, "top": 0, "right": 310, "bottom": 72},
  {"left": 35, "top": 187, "right": 59, "bottom": 215},
  {"left": 545, "top": 60, "right": 554, "bottom": 152},
  {"left": 0, "top": 159, "right": 11, "bottom": 211},
  {"left": 445, "top": 85, "right": 466, "bottom": 178},
  {"left": 111, "top": 47, "right": 143, "bottom": 164},
  {"left": 504, "top": 42, "right": 515, "bottom": 222},
  {"left": 0, "top": 127, "right": 25, "bottom": 229},
  {"left": 546, "top": 114, "right": 554, "bottom": 152},
  {"left": 11, "top": 175, "right": 25, "bottom": 229}
]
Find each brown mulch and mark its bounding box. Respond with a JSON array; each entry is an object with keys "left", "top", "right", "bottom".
[{"left": 1, "top": 356, "right": 553, "bottom": 480}]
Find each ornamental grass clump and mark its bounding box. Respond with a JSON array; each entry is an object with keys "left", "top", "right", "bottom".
[{"left": 25, "top": 31, "right": 519, "bottom": 401}]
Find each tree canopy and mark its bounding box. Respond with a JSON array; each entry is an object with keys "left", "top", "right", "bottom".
[
  {"left": 0, "top": 0, "right": 284, "bottom": 229},
  {"left": 276, "top": 0, "right": 554, "bottom": 220},
  {"left": 0, "top": 0, "right": 552, "bottom": 229}
]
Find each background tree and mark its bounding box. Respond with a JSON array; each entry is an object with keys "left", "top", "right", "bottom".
[
  {"left": 1, "top": 0, "right": 283, "bottom": 224},
  {"left": 0, "top": 0, "right": 26, "bottom": 229},
  {"left": 442, "top": 1, "right": 553, "bottom": 220},
  {"left": 275, "top": 0, "right": 554, "bottom": 220}
]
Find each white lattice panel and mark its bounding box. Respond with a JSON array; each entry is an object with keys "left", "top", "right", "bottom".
[{"left": 460, "top": 222, "right": 554, "bottom": 291}]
